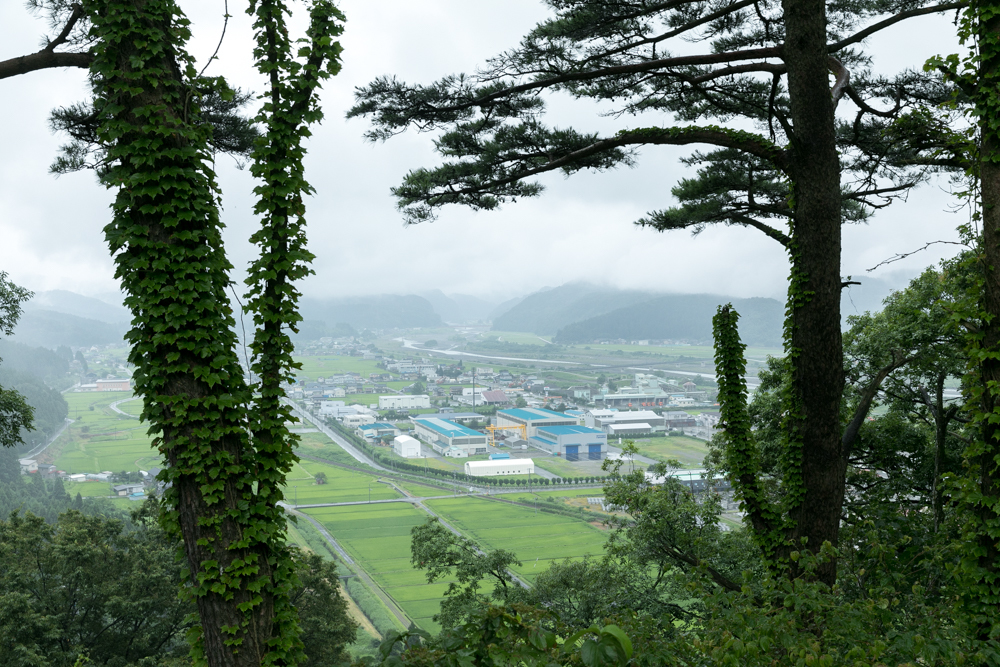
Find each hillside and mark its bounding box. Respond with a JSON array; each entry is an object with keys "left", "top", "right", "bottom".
[
  {"left": 26, "top": 290, "right": 130, "bottom": 324},
  {"left": 491, "top": 283, "right": 658, "bottom": 335},
  {"left": 299, "top": 294, "right": 442, "bottom": 331},
  {"left": 554, "top": 294, "right": 784, "bottom": 346},
  {"left": 420, "top": 290, "right": 497, "bottom": 323},
  {"left": 10, "top": 309, "right": 126, "bottom": 349}
]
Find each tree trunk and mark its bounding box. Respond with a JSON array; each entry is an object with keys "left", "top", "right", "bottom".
[
  {"left": 780, "top": 0, "right": 846, "bottom": 586},
  {"left": 90, "top": 1, "right": 278, "bottom": 664}
]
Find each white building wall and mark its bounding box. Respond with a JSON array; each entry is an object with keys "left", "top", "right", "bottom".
[
  {"left": 465, "top": 459, "right": 535, "bottom": 476},
  {"left": 393, "top": 435, "right": 422, "bottom": 458},
  {"left": 379, "top": 394, "right": 431, "bottom": 410}
]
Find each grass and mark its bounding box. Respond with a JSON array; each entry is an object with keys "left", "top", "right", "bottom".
[
  {"left": 425, "top": 497, "right": 607, "bottom": 584},
  {"left": 294, "top": 356, "right": 390, "bottom": 380},
  {"left": 54, "top": 392, "right": 159, "bottom": 473},
  {"left": 291, "top": 461, "right": 401, "bottom": 505},
  {"left": 304, "top": 503, "right": 449, "bottom": 633},
  {"left": 480, "top": 332, "right": 553, "bottom": 346},
  {"left": 631, "top": 436, "right": 710, "bottom": 468},
  {"left": 532, "top": 455, "right": 610, "bottom": 479}
]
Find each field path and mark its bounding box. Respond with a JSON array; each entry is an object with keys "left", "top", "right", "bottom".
[
  {"left": 284, "top": 506, "right": 415, "bottom": 629},
  {"left": 22, "top": 417, "right": 74, "bottom": 459}
]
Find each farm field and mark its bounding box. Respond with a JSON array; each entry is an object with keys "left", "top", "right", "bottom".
[
  {"left": 479, "top": 331, "right": 552, "bottom": 346},
  {"left": 631, "top": 436, "right": 710, "bottom": 468},
  {"left": 292, "top": 460, "right": 401, "bottom": 505},
  {"left": 295, "top": 356, "right": 389, "bottom": 379},
  {"left": 54, "top": 392, "right": 159, "bottom": 473},
  {"left": 425, "top": 497, "right": 607, "bottom": 584},
  {"left": 304, "top": 503, "right": 449, "bottom": 633}
]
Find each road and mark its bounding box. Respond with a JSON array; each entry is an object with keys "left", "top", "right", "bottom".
[
  {"left": 283, "top": 398, "right": 388, "bottom": 470},
  {"left": 22, "top": 417, "right": 74, "bottom": 460}
]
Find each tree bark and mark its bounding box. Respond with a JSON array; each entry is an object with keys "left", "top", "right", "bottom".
[
  {"left": 92, "top": 2, "right": 276, "bottom": 664},
  {"left": 781, "top": 0, "right": 847, "bottom": 586}
]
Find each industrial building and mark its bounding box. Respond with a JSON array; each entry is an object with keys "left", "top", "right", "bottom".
[
  {"left": 378, "top": 394, "right": 431, "bottom": 410},
  {"left": 495, "top": 408, "right": 578, "bottom": 438},
  {"left": 464, "top": 458, "right": 534, "bottom": 477},
  {"left": 393, "top": 434, "right": 422, "bottom": 458},
  {"left": 591, "top": 410, "right": 666, "bottom": 434},
  {"left": 356, "top": 422, "right": 401, "bottom": 441},
  {"left": 413, "top": 417, "right": 488, "bottom": 457},
  {"left": 530, "top": 425, "right": 607, "bottom": 460}
]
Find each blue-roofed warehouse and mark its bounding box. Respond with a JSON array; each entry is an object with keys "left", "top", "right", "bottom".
[
  {"left": 413, "top": 417, "right": 488, "bottom": 457},
  {"left": 496, "top": 408, "right": 579, "bottom": 438},
  {"left": 530, "top": 425, "right": 607, "bottom": 461}
]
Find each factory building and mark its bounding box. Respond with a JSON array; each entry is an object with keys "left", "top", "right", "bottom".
[
  {"left": 495, "top": 408, "right": 578, "bottom": 438},
  {"left": 357, "top": 422, "right": 401, "bottom": 442},
  {"left": 378, "top": 394, "right": 431, "bottom": 410},
  {"left": 530, "top": 425, "right": 607, "bottom": 461},
  {"left": 413, "top": 417, "right": 488, "bottom": 457},
  {"left": 465, "top": 459, "right": 535, "bottom": 477},
  {"left": 591, "top": 410, "right": 667, "bottom": 434},
  {"left": 392, "top": 435, "right": 422, "bottom": 458}
]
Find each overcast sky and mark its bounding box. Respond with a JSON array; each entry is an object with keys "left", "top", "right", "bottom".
[{"left": 0, "top": 1, "right": 970, "bottom": 306}]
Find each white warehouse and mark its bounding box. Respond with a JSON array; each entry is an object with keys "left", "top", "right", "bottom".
[
  {"left": 393, "top": 435, "right": 422, "bottom": 458},
  {"left": 464, "top": 459, "right": 535, "bottom": 477},
  {"left": 379, "top": 394, "right": 431, "bottom": 410}
]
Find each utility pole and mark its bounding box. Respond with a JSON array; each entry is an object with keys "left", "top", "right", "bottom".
[{"left": 368, "top": 484, "right": 371, "bottom": 504}]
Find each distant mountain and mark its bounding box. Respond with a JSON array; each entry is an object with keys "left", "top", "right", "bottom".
[
  {"left": 421, "top": 290, "right": 497, "bottom": 323},
  {"left": 299, "top": 295, "right": 442, "bottom": 331},
  {"left": 291, "top": 321, "right": 357, "bottom": 341},
  {"left": 554, "top": 294, "right": 784, "bottom": 346},
  {"left": 489, "top": 295, "right": 526, "bottom": 321},
  {"left": 26, "top": 290, "right": 130, "bottom": 324},
  {"left": 10, "top": 309, "right": 126, "bottom": 349},
  {"left": 492, "top": 283, "right": 660, "bottom": 335}
]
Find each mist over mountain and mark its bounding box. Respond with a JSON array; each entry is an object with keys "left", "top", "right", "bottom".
[
  {"left": 10, "top": 309, "right": 126, "bottom": 349},
  {"left": 420, "top": 290, "right": 497, "bottom": 323},
  {"left": 25, "top": 290, "right": 131, "bottom": 324},
  {"left": 554, "top": 294, "right": 784, "bottom": 347},
  {"left": 491, "top": 283, "right": 664, "bottom": 335},
  {"left": 299, "top": 294, "right": 442, "bottom": 331}
]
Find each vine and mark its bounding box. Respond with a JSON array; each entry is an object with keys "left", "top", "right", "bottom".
[
  {"left": 76, "top": 0, "right": 345, "bottom": 664},
  {"left": 711, "top": 305, "right": 785, "bottom": 568}
]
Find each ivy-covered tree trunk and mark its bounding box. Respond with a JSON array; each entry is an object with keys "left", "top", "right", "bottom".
[
  {"left": 967, "top": 5, "right": 1000, "bottom": 638},
  {"left": 86, "top": 2, "right": 284, "bottom": 664},
  {"left": 779, "top": 0, "right": 847, "bottom": 585}
]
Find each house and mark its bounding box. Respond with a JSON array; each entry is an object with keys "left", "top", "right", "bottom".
[
  {"left": 480, "top": 390, "right": 511, "bottom": 406},
  {"left": 96, "top": 378, "right": 132, "bottom": 391},
  {"left": 18, "top": 459, "right": 37, "bottom": 474},
  {"left": 112, "top": 483, "right": 145, "bottom": 497}
]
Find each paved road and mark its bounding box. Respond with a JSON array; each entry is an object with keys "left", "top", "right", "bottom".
[
  {"left": 283, "top": 399, "right": 388, "bottom": 471},
  {"left": 109, "top": 397, "right": 140, "bottom": 419},
  {"left": 22, "top": 417, "right": 74, "bottom": 459}
]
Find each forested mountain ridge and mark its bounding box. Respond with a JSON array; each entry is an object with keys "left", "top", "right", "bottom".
[
  {"left": 491, "top": 283, "right": 660, "bottom": 335},
  {"left": 554, "top": 294, "right": 784, "bottom": 346}
]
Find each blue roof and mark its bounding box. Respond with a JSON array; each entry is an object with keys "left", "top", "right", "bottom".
[
  {"left": 536, "top": 425, "right": 604, "bottom": 436},
  {"left": 358, "top": 422, "right": 395, "bottom": 431},
  {"left": 498, "top": 408, "right": 575, "bottom": 422},
  {"left": 417, "top": 418, "right": 484, "bottom": 438},
  {"left": 530, "top": 436, "right": 556, "bottom": 446}
]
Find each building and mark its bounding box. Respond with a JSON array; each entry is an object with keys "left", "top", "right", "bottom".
[
  {"left": 663, "top": 411, "right": 698, "bottom": 429},
  {"left": 480, "top": 390, "right": 511, "bottom": 406},
  {"left": 584, "top": 409, "right": 618, "bottom": 428},
  {"left": 465, "top": 458, "right": 534, "bottom": 477},
  {"left": 342, "top": 413, "right": 376, "bottom": 427},
  {"left": 591, "top": 410, "right": 667, "bottom": 434},
  {"left": 379, "top": 394, "right": 431, "bottom": 410},
  {"left": 412, "top": 417, "right": 488, "bottom": 457},
  {"left": 489, "top": 452, "right": 510, "bottom": 460},
  {"left": 412, "top": 412, "right": 483, "bottom": 424},
  {"left": 496, "top": 408, "right": 578, "bottom": 438},
  {"left": 112, "top": 483, "right": 145, "bottom": 496},
  {"left": 18, "top": 458, "right": 37, "bottom": 474},
  {"left": 96, "top": 378, "right": 132, "bottom": 391},
  {"left": 393, "top": 434, "right": 422, "bottom": 458},
  {"left": 530, "top": 425, "right": 607, "bottom": 460},
  {"left": 357, "top": 422, "right": 401, "bottom": 441}
]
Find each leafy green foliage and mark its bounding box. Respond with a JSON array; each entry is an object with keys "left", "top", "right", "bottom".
[{"left": 0, "top": 273, "right": 35, "bottom": 449}]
